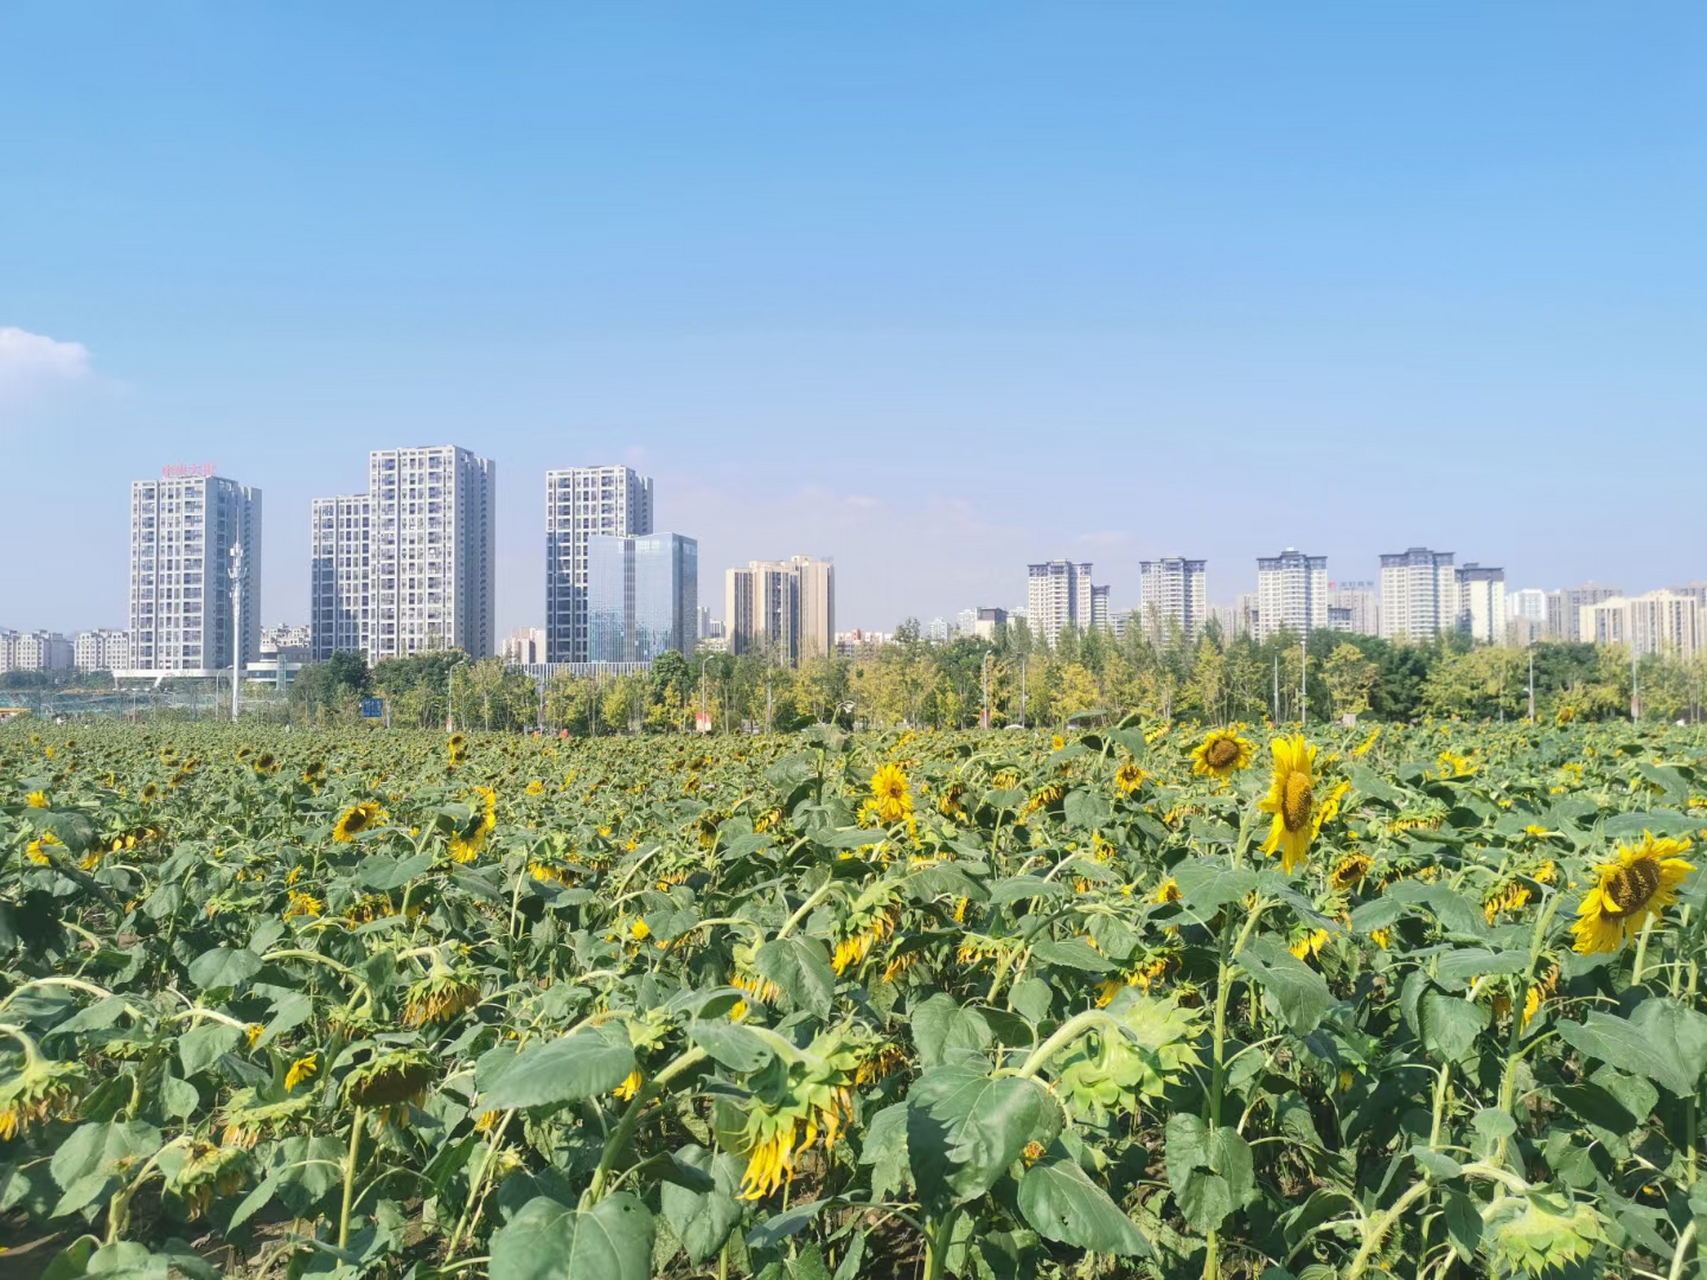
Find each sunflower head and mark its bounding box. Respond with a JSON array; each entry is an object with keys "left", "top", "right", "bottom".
[
  {"left": 344, "top": 1049, "right": 438, "bottom": 1110},
  {"left": 1330, "top": 851, "right": 1373, "bottom": 893},
  {"left": 1571, "top": 832, "right": 1694, "bottom": 954},
  {"left": 333, "top": 800, "right": 387, "bottom": 843},
  {"left": 1115, "top": 763, "right": 1147, "bottom": 795},
  {"left": 1258, "top": 735, "right": 1320, "bottom": 874},
  {"left": 868, "top": 764, "right": 912, "bottom": 825},
  {"left": 736, "top": 1031, "right": 862, "bottom": 1200},
  {"left": 0, "top": 1054, "right": 86, "bottom": 1141},
  {"left": 1192, "top": 730, "right": 1254, "bottom": 781}
]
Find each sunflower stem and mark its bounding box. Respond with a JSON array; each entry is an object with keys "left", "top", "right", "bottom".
[
  {"left": 1631, "top": 912, "right": 1658, "bottom": 985},
  {"left": 777, "top": 879, "right": 834, "bottom": 940},
  {"left": 339, "top": 1107, "right": 364, "bottom": 1250},
  {"left": 584, "top": 1045, "right": 709, "bottom": 1205}
]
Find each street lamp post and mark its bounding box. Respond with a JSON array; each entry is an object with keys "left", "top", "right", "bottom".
[
  {"left": 228, "top": 543, "right": 247, "bottom": 722},
  {"left": 981, "top": 651, "right": 992, "bottom": 728}
]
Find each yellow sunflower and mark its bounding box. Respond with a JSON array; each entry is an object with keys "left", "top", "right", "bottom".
[
  {"left": 868, "top": 764, "right": 912, "bottom": 825},
  {"left": 1114, "top": 763, "right": 1147, "bottom": 795},
  {"left": 1191, "top": 729, "right": 1254, "bottom": 781},
  {"left": 1570, "top": 832, "right": 1694, "bottom": 954},
  {"left": 332, "top": 801, "right": 386, "bottom": 843},
  {"left": 1257, "top": 735, "right": 1323, "bottom": 874}
]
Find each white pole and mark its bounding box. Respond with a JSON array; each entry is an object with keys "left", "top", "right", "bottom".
[
  {"left": 1299, "top": 633, "right": 1307, "bottom": 727},
  {"left": 229, "top": 543, "right": 245, "bottom": 722}
]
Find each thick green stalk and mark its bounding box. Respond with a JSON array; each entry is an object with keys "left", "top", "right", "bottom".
[
  {"left": 338, "top": 1107, "right": 364, "bottom": 1249},
  {"left": 584, "top": 1046, "right": 709, "bottom": 1203}
]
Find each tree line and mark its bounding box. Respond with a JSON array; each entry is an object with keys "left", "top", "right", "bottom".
[{"left": 286, "top": 617, "right": 1707, "bottom": 732}]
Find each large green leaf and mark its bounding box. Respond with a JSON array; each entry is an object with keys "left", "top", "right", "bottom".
[
  {"left": 907, "top": 1064, "right": 1059, "bottom": 1203},
  {"left": 753, "top": 937, "right": 837, "bottom": 1018},
  {"left": 690, "top": 1021, "right": 775, "bottom": 1073},
  {"left": 1017, "top": 1156, "right": 1151, "bottom": 1256},
  {"left": 1236, "top": 937, "right": 1332, "bottom": 1035},
  {"left": 490, "top": 1193, "right": 653, "bottom": 1280},
  {"left": 659, "top": 1145, "right": 743, "bottom": 1266},
  {"left": 186, "top": 946, "right": 261, "bottom": 992},
  {"left": 911, "top": 993, "right": 992, "bottom": 1069},
  {"left": 1028, "top": 937, "right": 1115, "bottom": 974},
  {"left": 1063, "top": 790, "right": 1112, "bottom": 830},
  {"left": 480, "top": 1023, "right": 636, "bottom": 1110},
  {"left": 1556, "top": 1000, "right": 1707, "bottom": 1097},
  {"left": 1164, "top": 1115, "right": 1252, "bottom": 1235}
]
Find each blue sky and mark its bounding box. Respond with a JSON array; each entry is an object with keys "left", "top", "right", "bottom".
[{"left": 4, "top": 3, "right": 1703, "bottom": 634}]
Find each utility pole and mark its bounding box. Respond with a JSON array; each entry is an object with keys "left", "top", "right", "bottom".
[
  {"left": 1299, "top": 633, "right": 1307, "bottom": 728},
  {"left": 228, "top": 542, "right": 247, "bottom": 722}
]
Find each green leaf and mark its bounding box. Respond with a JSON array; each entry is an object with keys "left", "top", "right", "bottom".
[
  {"left": 1062, "top": 790, "right": 1112, "bottom": 830},
  {"left": 1009, "top": 977, "right": 1052, "bottom": 1026},
  {"left": 1382, "top": 880, "right": 1489, "bottom": 937},
  {"left": 1164, "top": 1115, "right": 1252, "bottom": 1235},
  {"left": 1171, "top": 860, "right": 1261, "bottom": 913},
  {"left": 860, "top": 1101, "right": 911, "bottom": 1202},
  {"left": 186, "top": 946, "right": 261, "bottom": 992},
  {"left": 51, "top": 1121, "right": 162, "bottom": 1194},
  {"left": 159, "top": 1075, "right": 198, "bottom": 1120},
  {"left": 659, "top": 1145, "right": 743, "bottom": 1266},
  {"left": 907, "top": 1064, "right": 1059, "bottom": 1203},
  {"left": 1420, "top": 990, "right": 1489, "bottom": 1064},
  {"left": 1236, "top": 937, "right": 1332, "bottom": 1035},
  {"left": 911, "top": 994, "right": 992, "bottom": 1069},
  {"left": 752, "top": 937, "right": 837, "bottom": 1018},
  {"left": 1556, "top": 1001, "right": 1707, "bottom": 1096},
  {"left": 746, "top": 1198, "right": 833, "bottom": 1250},
  {"left": 689, "top": 1021, "right": 775, "bottom": 1073},
  {"left": 987, "top": 876, "right": 1067, "bottom": 906},
  {"left": 480, "top": 1024, "right": 636, "bottom": 1110},
  {"left": 1028, "top": 937, "right": 1115, "bottom": 974},
  {"left": 490, "top": 1193, "right": 654, "bottom": 1280},
  {"left": 1443, "top": 1187, "right": 1483, "bottom": 1261},
  {"left": 356, "top": 852, "right": 435, "bottom": 890},
  {"left": 1017, "top": 1156, "right": 1151, "bottom": 1256},
  {"left": 1603, "top": 810, "right": 1695, "bottom": 838},
  {"left": 177, "top": 1023, "right": 242, "bottom": 1078}
]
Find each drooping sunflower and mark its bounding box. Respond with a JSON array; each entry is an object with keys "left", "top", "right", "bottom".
[
  {"left": 1258, "top": 735, "right": 1322, "bottom": 874},
  {"left": 1330, "top": 850, "right": 1373, "bottom": 893},
  {"left": 1114, "top": 763, "right": 1147, "bottom": 795},
  {"left": 1191, "top": 729, "right": 1254, "bottom": 781},
  {"left": 1570, "top": 832, "right": 1695, "bottom": 954},
  {"left": 333, "top": 800, "right": 386, "bottom": 843},
  {"left": 868, "top": 764, "right": 912, "bottom": 825}
]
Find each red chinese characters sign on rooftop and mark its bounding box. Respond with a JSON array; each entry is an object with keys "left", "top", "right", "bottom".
[{"left": 161, "top": 463, "right": 217, "bottom": 479}]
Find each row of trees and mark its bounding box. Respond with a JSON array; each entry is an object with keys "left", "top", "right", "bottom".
[{"left": 285, "top": 620, "right": 1707, "bottom": 733}]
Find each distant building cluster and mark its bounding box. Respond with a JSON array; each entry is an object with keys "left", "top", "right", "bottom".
[{"left": 12, "top": 459, "right": 1706, "bottom": 678}]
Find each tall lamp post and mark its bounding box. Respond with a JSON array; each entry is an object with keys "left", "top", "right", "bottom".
[{"left": 229, "top": 542, "right": 247, "bottom": 722}]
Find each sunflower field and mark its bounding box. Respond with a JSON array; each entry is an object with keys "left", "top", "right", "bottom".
[{"left": 0, "top": 718, "right": 1703, "bottom": 1280}]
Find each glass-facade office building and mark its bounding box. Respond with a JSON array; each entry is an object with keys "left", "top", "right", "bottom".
[{"left": 587, "top": 533, "right": 698, "bottom": 663}]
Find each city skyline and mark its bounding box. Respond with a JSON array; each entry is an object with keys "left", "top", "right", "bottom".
[
  {"left": 7, "top": 454, "right": 1707, "bottom": 648},
  {"left": 5, "top": 7, "right": 1704, "bottom": 636}
]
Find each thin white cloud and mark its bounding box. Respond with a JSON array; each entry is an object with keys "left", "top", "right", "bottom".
[{"left": 0, "top": 327, "right": 93, "bottom": 403}]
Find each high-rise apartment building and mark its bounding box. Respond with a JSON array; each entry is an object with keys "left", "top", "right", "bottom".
[
  {"left": 1027, "top": 561, "right": 1102, "bottom": 647},
  {"left": 1509, "top": 588, "right": 1547, "bottom": 624},
  {"left": 1580, "top": 590, "right": 1703, "bottom": 658},
  {"left": 1326, "top": 580, "right": 1379, "bottom": 636},
  {"left": 369, "top": 447, "right": 495, "bottom": 661},
  {"left": 122, "top": 469, "right": 261, "bottom": 677},
  {"left": 1379, "top": 548, "right": 1457, "bottom": 641},
  {"left": 74, "top": 629, "right": 130, "bottom": 672},
  {"left": 725, "top": 556, "right": 835, "bottom": 664},
  {"left": 310, "top": 447, "right": 494, "bottom": 664},
  {"left": 545, "top": 466, "right": 653, "bottom": 663},
  {"left": 1547, "top": 582, "right": 1621, "bottom": 641},
  {"left": 1137, "top": 557, "right": 1208, "bottom": 643},
  {"left": 1456, "top": 563, "right": 1507, "bottom": 644},
  {"left": 310, "top": 494, "right": 371, "bottom": 660},
  {"left": 1255, "top": 549, "right": 1327, "bottom": 640},
  {"left": 587, "top": 533, "right": 698, "bottom": 662}
]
